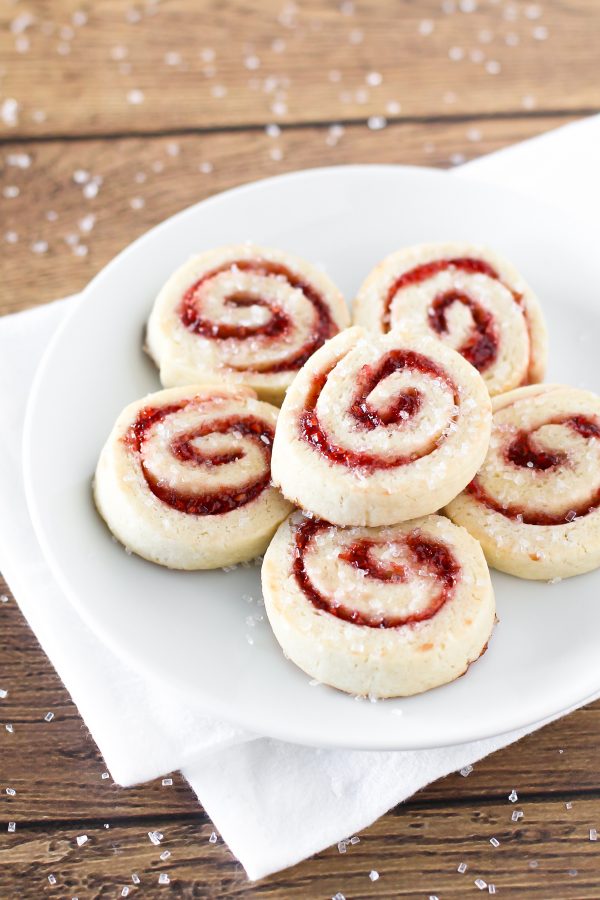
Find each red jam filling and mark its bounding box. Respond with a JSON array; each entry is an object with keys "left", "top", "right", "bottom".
[
  {"left": 382, "top": 256, "right": 529, "bottom": 376},
  {"left": 124, "top": 402, "right": 273, "bottom": 515},
  {"left": 179, "top": 259, "right": 338, "bottom": 373},
  {"left": 382, "top": 257, "right": 506, "bottom": 329},
  {"left": 428, "top": 290, "right": 498, "bottom": 372},
  {"left": 299, "top": 350, "right": 459, "bottom": 470},
  {"left": 293, "top": 519, "right": 459, "bottom": 628},
  {"left": 468, "top": 414, "right": 600, "bottom": 525}
]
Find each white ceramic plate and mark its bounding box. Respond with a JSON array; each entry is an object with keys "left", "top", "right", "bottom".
[{"left": 24, "top": 165, "right": 600, "bottom": 750}]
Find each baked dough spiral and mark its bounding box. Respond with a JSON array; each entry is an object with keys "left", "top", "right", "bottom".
[
  {"left": 271, "top": 326, "right": 492, "bottom": 526},
  {"left": 353, "top": 242, "right": 547, "bottom": 396},
  {"left": 146, "top": 244, "right": 349, "bottom": 405},
  {"left": 94, "top": 385, "right": 292, "bottom": 569},
  {"left": 445, "top": 384, "right": 600, "bottom": 579},
  {"left": 262, "top": 512, "right": 495, "bottom": 697}
]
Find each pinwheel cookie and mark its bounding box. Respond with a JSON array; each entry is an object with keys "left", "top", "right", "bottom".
[
  {"left": 146, "top": 244, "right": 349, "bottom": 405},
  {"left": 353, "top": 242, "right": 547, "bottom": 396},
  {"left": 94, "top": 385, "right": 292, "bottom": 569},
  {"left": 446, "top": 384, "right": 600, "bottom": 580},
  {"left": 262, "top": 512, "right": 495, "bottom": 697},
  {"left": 271, "top": 326, "right": 492, "bottom": 526}
]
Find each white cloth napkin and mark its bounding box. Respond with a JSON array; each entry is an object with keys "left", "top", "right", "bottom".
[{"left": 1, "top": 114, "right": 598, "bottom": 880}]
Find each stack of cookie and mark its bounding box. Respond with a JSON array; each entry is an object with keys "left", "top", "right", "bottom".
[{"left": 95, "top": 242, "right": 600, "bottom": 698}]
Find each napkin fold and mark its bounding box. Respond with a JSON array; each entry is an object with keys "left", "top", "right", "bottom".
[{"left": 1, "top": 114, "right": 598, "bottom": 880}]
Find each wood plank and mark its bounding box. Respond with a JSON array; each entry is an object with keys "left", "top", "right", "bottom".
[
  {"left": 2, "top": 579, "right": 600, "bottom": 822},
  {"left": 0, "top": 1, "right": 598, "bottom": 137},
  {"left": 2, "top": 797, "right": 600, "bottom": 897},
  {"left": 0, "top": 113, "right": 575, "bottom": 312}
]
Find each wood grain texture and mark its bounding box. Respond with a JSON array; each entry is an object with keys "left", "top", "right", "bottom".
[
  {"left": 2, "top": 795, "right": 600, "bottom": 897},
  {"left": 0, "top": 113, "right": 574, "bottom": 312},
  {"left": 0, "top": 0, "right": 598, "bottom": 138}
]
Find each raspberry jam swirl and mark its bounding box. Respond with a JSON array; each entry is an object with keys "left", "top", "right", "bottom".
[
  {"left": 299, "top": 349, "right": 460, "bottom": 471},
  {"left": 467, "top": 412, "right": 600, "bottom": 526},
  {"left": 293, "top": 518, "right": 459, "bottom": 628},
  {"left": 124, "top": 398, "right": 274, "bottom": 515},
  {"left": 382, "top": 257, "right": 523, "bottom": 376},
  {"left": 179, "top": 259, "right": 338, "bottom": 373}
]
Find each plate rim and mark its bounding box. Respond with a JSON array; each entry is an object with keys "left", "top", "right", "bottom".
[{"left": 22, "top": 162, "right": 600, "bottom": 750}]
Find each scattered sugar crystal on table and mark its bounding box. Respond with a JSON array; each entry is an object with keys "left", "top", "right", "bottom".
[
  {"left": 162, "top": 777, "right": 173, "bottom": 786},
  {"left": 367, "top": 115, "right": 387, "bottom": 131},
  {"left": 337, "top": 841, "right": 347, "bottom": 853},
  {"left": 511, "top": 810, "right": 524, "bottom": 822},
  {"left": 8, "top": 822, "right": 16, "bottom": 832},
  {"left": 121, "top": 888, "right": 130, "bottom": 898},
  {"left": 369, "top": 870, "right": 379, "bottom": 881},
  {"left": 48, "top": 875, "right": 57, "bottom": 885},
  {"left": 366, "top": 71, "right": 382, "bottom": 86},
  {"left": 44, "top": 711, "right": 54, "bottom": 722},
  {"left": 460, "top": 764, "right": 473, "bottom": 777},
  {"left": 158, "top": 873, "right": 170, "bottom": 885},
  {"left": 590, "top": 828, "right": 598, "bottom": 841},
  {"left": 76, "top": 834, "right": 88, "bottom": 846},
  {"left": 148, "top": 830, "right": 163, "bottom": 845},
  {"left": 508, "top": 789, "right": 518, "bottom": 802},
  {"left": 6, "top": 787, "right": 16, "bottom": 796},
  {"left": 6, "top": 152, "right": 31, "bottom": 169},
  {"left": 5, "top": 723, "right": 14, "bottom": 733},
  {"left": 475, "top": 878, "right": 487, "bottom": 890},
  {"left": 160, "top": 850, "right": 171, "bottom": 860},
  {"left": 449, "top": 46, "right": 464, "bottom": 61},
  {"left": 127, "top": 89, "right": 145, "bottom": 105},
  {"left": 457, "top": 862, "right": 468, "bottom": 874},
  {"left": 0, "top": 688, "right": 8, "bottom": 699},
  {"left": 209, "top": 831, "right": 218, "bottom": 843},
  {"left": 332, "top": 894, "right": 346, "bottom": 900},
  {"left": 488, "top": 886, "right": 496, "bottom": 895},
  {"left": 490, "top": 837, "right": 500, "bottom": 847},
  {"left": 79, "top": 214, "right": 96, "bottom": 233},
  {"left": 565, "top": 802, "right": 573, "bottom": 810},
  {"left": 73, "top": 168, "right": 90, "bottom": 185},
  {"left": 131, "top": 873, "right": 140, "bottom": 884},
  {"left": 1, "top": 97, "right": 20, "bottom": 127}
]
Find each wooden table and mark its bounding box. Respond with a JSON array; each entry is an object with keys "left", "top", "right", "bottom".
[{"left": 1, "top": 1, "right": 599, "bottom": 896}]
